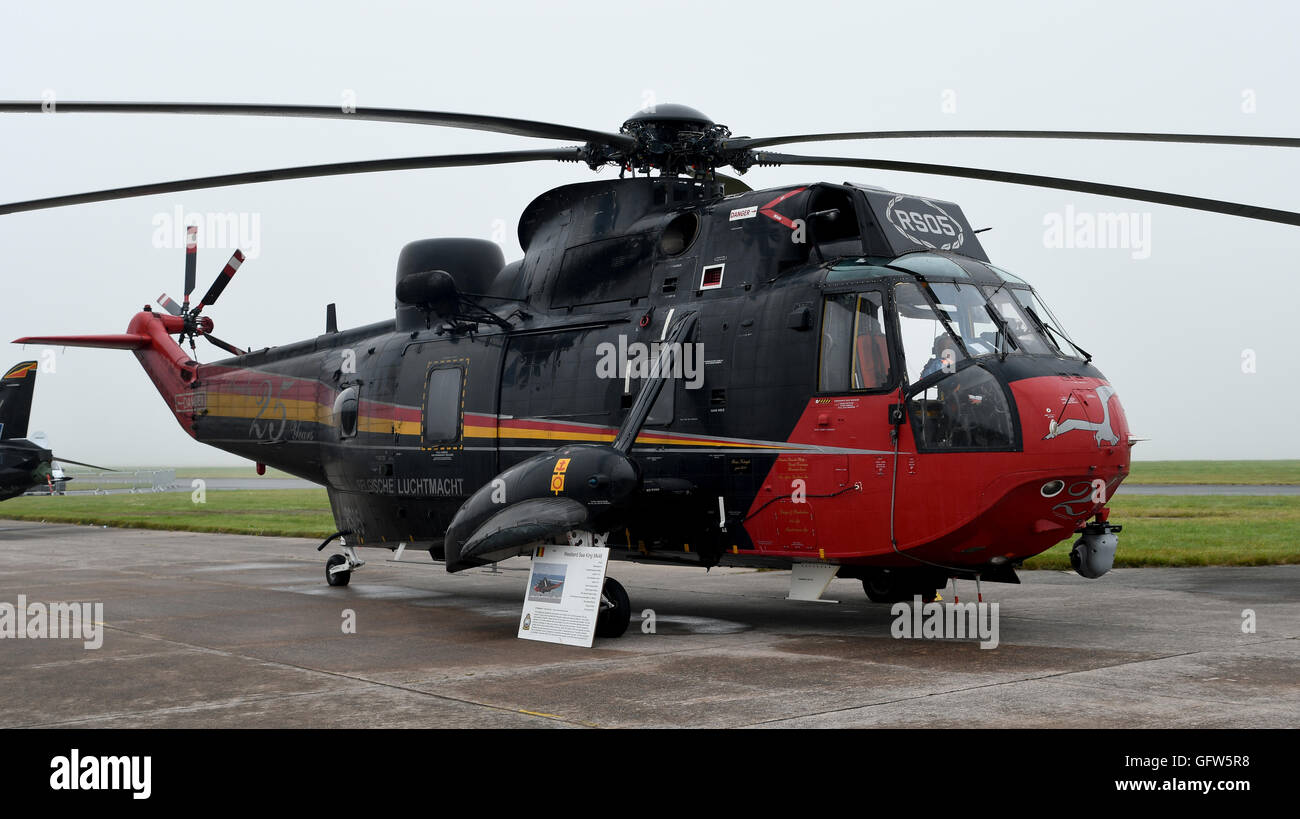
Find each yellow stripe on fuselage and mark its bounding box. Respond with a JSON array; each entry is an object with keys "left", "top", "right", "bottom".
[{"left": 196, "top": 396, "right": 780, "bottom": 449}]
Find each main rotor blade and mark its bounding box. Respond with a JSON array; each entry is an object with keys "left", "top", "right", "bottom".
[
  {"left": 727, "top": 130, "right": 1300, "bottom": 151},
  {"left": 0, "top": 101, "right": 635, "bottom": 149},
  {"left": 751, "top": 152, "right": 1300, "bottom": 227},
  {"left": 51, "top": 456, "right": 112, "bottom": 470},
  {"left": 0, "top": 148, "right": 586, "bottom": 215},
  {"left": 202, "top": 333, "right": 246, "bottom": 357},
  {"left": 196, "top": 250, "right": 245, "bottom": 312}
]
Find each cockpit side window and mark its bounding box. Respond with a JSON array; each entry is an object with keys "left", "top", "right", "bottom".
[{"left": 818, "top": 290, "right": 892, "bottom": 392}]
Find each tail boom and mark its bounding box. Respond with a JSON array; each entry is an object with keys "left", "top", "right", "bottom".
[{"left": 15, "top": 310, "right": 202, "bottom": 437}]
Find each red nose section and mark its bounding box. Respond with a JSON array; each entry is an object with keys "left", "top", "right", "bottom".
[{"left": 1013, "top": 376, "right": 1132, "bottom": 457}]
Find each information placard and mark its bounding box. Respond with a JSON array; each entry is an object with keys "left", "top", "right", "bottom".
[{"left": 517, "top": 541, "right": 610, "bottom": 647}]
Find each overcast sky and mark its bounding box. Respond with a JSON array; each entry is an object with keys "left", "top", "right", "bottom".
[{"left": 1, "top": 0, "right": 1297, "bottom": 465}]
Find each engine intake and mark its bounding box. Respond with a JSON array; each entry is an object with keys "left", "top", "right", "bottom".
[{"left": 394, "top": 238, "right": 504, "bottom": 330}]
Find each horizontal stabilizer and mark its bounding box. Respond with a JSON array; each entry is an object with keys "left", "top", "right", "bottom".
[{"left": 13, "top": 334, "right": 150, "bottom": 350}]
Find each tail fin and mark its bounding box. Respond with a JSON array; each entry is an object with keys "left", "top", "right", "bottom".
[{"left": 0, "top": 360, "right": 38, "bottom": 440}]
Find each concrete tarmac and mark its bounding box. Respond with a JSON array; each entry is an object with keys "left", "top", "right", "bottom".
[{"left": 0, "top": 521, "right": 1295, "bottom": 728}]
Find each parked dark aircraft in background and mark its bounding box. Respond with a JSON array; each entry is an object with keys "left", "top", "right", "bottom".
[{"left": 0, "top": 360, "right": 108, "bottom": 500}]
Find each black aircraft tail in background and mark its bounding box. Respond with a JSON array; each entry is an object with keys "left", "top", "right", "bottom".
[
  {"left": 0, "top": 360, "right": 38, "bottom": 441},
  {"left": 0, "top": 360, "right": 111, "bottom": 501}
]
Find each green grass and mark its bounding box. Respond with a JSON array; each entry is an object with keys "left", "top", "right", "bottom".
[
  {"left": 171, "top": 466, "right": 296, "bottom": 479},
  {"left": 0, "top": 489, "right": 333, "bottom": 538},
  {"left": 58, "top": 465, "right": 297, "bottom": 480},
  {"left": 3, "top": 490, "right": 1296, "bottom": 569},
  {"left": 1127, "top": 460, "right": 1300, "bottom": 485},
  {"left": 1023, "top": 495, "right": 1300, "bottom": 570}
]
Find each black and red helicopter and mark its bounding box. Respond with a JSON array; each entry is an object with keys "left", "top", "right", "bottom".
[{"left": 4, "top": 102, "right": 1298, "bottom": 637}]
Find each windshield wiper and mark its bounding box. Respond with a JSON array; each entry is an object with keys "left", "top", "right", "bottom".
[
  {"left": 898, "top": 273, "right": 971, "bottom": 361},
  {"left": 1024, "top": 304, "right": 1092, "bottom": 362},
  {"left": 983, "top": 302, "right": 1018, "bottom": 360}
]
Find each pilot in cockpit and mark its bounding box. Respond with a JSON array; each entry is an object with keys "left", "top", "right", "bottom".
[{"left": 922, "top": 333, "right": 958, "bottom": 379}]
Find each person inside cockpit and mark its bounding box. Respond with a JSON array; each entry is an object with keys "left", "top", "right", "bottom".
[{"left": 921, "top": 333, "right": 958, "bottom": 379}]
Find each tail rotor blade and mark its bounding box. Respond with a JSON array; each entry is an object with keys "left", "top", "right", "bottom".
[
  {"left": 183, "top": 225, "right": 198, "bottom": 305},
  {"left": 157, "top": 292, "right": 182, "bottom": 316},
  {"left": 196, "top": 249, "right": 245, "bottom": 312}
]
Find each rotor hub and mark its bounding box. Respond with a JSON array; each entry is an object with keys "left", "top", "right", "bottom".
[{"left": 618, "top": 104, "right": 736, "bottom": 176}]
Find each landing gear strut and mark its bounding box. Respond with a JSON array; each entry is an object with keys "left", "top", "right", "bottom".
[
  {"left": 318, "top": 530, "right": 364, "bottom": 587},
  {"left": 565, "top": 529, "right": 631, "bottom": 639},
  {"left": 325, "top": 553, "right": 351, "bottom": 586}
]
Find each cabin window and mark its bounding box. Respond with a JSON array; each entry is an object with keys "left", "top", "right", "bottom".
[
  {"left": 424, "top": 366, "right": 464, "bottom": 443},
  {"left": 334, "top": 387, "right": 359, "bottom": 439},
  {"left": 818, "top": 291, "right": 891, "bottom": 391}
]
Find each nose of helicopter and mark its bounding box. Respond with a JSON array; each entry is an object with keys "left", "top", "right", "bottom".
[
  {"left": 1013, "top": 375, "right": 1131, "bottom": 455},
  {"left": 1007, "top": 373, "right": 1132, "bottom": 522}
]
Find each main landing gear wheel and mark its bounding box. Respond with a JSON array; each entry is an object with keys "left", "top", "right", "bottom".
[
  {"left": 862, "top": 572, "right": 940, "bottom": 604},
  {"left": 325, "top": 553, "right": 352, "bottom": 587},
  {"left": 595, "top": 577, "right": 631, "bottom": 638}
]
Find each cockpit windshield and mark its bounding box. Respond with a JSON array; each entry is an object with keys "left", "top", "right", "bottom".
[
  {"left": 820, "top": 256, "right": 1085, "bottom": 394},
  {"left": 893, "top": 278, "right": 1072, "bottom": 385},
  {"left": 1007, "top": 286, "right": 1082, "bottom": 359},
  {"left": 983, "top": 286, "right": 1056, "bottom": 355}
]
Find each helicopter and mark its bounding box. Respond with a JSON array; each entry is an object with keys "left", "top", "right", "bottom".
[
  {"left": 532, "top": 576, "right": 564, "bottom": 596},
  {"left": 5, "top": 101, "right": 1298, "bottom": 638}
]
